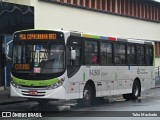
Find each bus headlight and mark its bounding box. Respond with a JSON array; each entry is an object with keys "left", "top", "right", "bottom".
[
  {"left": 48, "top": 78, "right": 65, "bottom": 89},
  {"left": 11, "top": 81, "right": 20, "bottom": 88}
]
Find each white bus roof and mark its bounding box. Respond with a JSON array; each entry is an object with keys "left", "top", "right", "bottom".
[
  {"left": 70, "top": 31, "right": 154, "bottom": 45},
  {"left": 13, "top": 29, "right": 154, "bottom": 45}
]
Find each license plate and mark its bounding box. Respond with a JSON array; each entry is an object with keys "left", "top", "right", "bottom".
[{"left": 28, "top": 91, "right": 38, "bottom": 95}]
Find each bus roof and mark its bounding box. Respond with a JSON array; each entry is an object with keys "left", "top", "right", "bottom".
[
  {"left": 70, "top": 31, "right": 154, "bottom": 45},
  {"left": 13, "top": 29, "right": 154, "bottom": 45}
]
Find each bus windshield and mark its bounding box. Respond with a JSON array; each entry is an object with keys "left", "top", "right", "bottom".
[{"left": 12, "top": 43, "right": 65, "bottom": 74}]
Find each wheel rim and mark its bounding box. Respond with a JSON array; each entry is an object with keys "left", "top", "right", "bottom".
[
  {"left": 84, "top": 89, "right": 91, "bottom": 103},
  {"left": 134, "top": 84, "right": 139, "bottom": 97}
]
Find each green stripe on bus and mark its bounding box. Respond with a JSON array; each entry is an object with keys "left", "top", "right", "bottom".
[
  {"left": 82, "top": 34, "right": 100, "bottom": 39},
  {"left": 12, "top": 76, "right": 58, "bottom": 87},
  {"left": 92, "top": 35, "right": 100, "bottom": 39}
]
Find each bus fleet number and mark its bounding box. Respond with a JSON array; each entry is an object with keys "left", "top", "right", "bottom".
[{"left": 89, "top": 69, "right": 100, "bottom": 76}]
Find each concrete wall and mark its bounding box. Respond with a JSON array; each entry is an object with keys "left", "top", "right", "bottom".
[
  {"left": 4, "top": 0, "right": 31, "bottom": 6},
  {"left": 6, "top": 0, "right": 160, "bottom": 41},
  {"left": 30, "top": 0, "right": 160, "bottom": 41}
]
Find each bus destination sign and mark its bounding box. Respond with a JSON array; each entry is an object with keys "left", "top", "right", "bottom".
[
  {"left": 14, "top": 64, "right": 30, "bottom": 70},
  {"left": 19, "top": 33, "right": 57, "bottom": 40}
]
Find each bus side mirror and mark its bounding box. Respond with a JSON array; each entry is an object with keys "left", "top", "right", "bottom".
[{"left": 71, "top": 50, "right": 76, "bottom": 60}]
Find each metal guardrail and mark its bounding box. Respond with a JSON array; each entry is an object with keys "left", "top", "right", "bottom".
[
  {"left": 155, "top": 66, "right": 160, "bottom": 77},
  {"left": 155, "top": 66, "right": 160, "bottom": 86}
]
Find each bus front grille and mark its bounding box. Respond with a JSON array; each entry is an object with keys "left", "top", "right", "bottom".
[
  {"left": 21, "top": 90, "right": 46, "bottom": 96},
  {"left": 22, "top": 94, "right": 45, "bottom": 97}
]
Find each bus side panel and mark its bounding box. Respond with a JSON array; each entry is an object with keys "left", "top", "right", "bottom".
[
  {"left": 131, "top": 66, "right": 144, "bottom": 91},
  {"left": 117, "top": 66, "right": 132, "bottom": 95},
  {"left": 101, "top": 66, "right": 117, "bottom": 96},
  {"left": 143, "top": 66, "right": 155, "bottom": 90},
  {"left": 130, "top": 66, "right": 155, "bottom": 92},
  {"left": 84, "top": 66, "right": 101, "bottom": 97},
  {"left": 68, "top": 66, "right": 85, "bottom": 99}
]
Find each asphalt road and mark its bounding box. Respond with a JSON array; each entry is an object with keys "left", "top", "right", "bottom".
[{"left": 1, "top": 87, "right": 160, "bottom": 120}]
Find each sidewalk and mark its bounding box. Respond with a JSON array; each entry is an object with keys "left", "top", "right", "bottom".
[{"left": 0, "top": 87, "right": 28, "bottom": 105}]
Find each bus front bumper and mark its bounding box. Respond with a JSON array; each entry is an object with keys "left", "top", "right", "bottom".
[{"left": 10, "top": 83, "right": 67, "bottom": 99}]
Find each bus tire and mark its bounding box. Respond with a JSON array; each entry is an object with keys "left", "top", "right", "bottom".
[
  {"left": 122, "top": 94, "right": 131, "bottom": 100},
  {"left": 77, "top": 84, "right": 93, "bottom": 107},
  {"left": 131, "top": 80, "right": 141, "bottom": 100}
]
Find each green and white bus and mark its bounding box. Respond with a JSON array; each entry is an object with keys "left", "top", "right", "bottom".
[{"left": 10, "top": 29, "right": 155, "bottom": 106}]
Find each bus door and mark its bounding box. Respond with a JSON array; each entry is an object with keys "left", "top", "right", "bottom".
[
  {"left": 67, "top": 36, "right": 82, "bottom": 99},
  {"left": 0, "top": 35, "right": 4, "bottom": 88}
]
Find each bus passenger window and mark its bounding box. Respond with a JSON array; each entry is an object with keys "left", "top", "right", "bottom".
[
  {"left": 127, "top": 45, "right": 136, "bottom": 65},
  {"left": 145, "top": 46, "right": 153, "bottom": 66},
  {"left": 114, "top": 44, "right": 126, "bottom": 65},
  {"left": 85, "top": 40, "right": 98, "bottom": 64},
  {"left": 92, "top": 54, "right": 97, "bottom": 64},
  {"left": 100, "top": 42, "right": 113, "bottom": 65},
  {"left": 137, "top": 46, "right": 145, "bottom": 65}
]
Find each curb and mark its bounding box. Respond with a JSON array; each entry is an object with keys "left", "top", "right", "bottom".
[{"left": 151, "top": 86, "right": 160, "bottom": 89}]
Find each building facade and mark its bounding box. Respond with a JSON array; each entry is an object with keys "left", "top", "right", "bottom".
[
  {"left": 4, "top": 0, "right": 160, "bottom": 66},
  {"left": 0, "top": 1, "right": 34, "bottom": 88}
]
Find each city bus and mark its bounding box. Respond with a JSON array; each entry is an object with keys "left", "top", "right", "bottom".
[{"left": 10, "top": 29, "right": 155, "bottom": 106}]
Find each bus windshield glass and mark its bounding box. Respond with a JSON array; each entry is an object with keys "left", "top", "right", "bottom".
[{"left": 12, "top": 43, "right": 65, "bottom": 74}]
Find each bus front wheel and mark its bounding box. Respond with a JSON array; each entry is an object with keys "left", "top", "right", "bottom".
[{"left": 77, "top": 84, "right": 93, "bottom": 107}]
